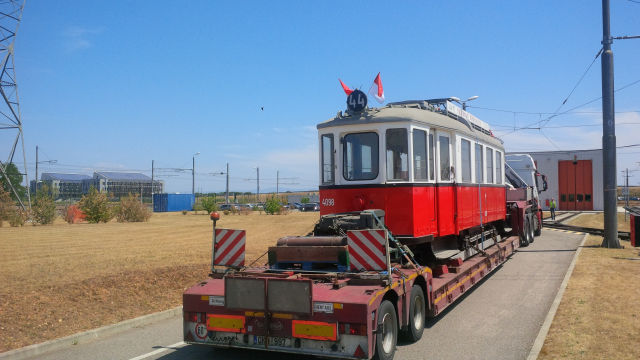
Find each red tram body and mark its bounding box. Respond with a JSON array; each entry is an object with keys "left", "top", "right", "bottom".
[{"left": 318, "top": 99, "right": 507, "bottom": 243}]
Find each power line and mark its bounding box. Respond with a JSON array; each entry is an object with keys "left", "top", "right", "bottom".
[
  {"left": 492, "top": 121, "right": 640, "bottom": 131},
  {"left": 493, "top": 77, "right": 640, "bottom": 135}
]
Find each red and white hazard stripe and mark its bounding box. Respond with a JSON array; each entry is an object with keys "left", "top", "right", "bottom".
[
  {"left": 347, "top": 230, "right": 388, "bottom": 271},
  {"left": 214, "top": 229, "right": 246, "bottom": 267}
]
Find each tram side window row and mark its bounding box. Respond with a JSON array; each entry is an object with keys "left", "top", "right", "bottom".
[
  {"left": 321, "top": 129, "right": 503, "bottom": 185},
  {"left": 460, "top": 137, "right": 503, "bottom": 185}
]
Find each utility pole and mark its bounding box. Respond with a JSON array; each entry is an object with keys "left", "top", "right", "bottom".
[
  {"left": 226, "top": 162, "right": 229, "bottom": 204},
  {"left": 624, "top": 168, "right": 629, "bottom": 221},
  {"left": 256, "top": 167, "right": 260, "bottom": 203},
  {"left": 151, "top": 160, "right": 155, "bottom": 207},
  {"left": 276, "top": 170, "right": 279, "bottom": 196},
  {"left": 35, "top": 145, "right": 38, "bottom": 194},
  {"left": 192, "top": 152, "right": 200, "bottom": 195},
  {"left": 601, "top": 0, "right": 620, "bottom": 248}
]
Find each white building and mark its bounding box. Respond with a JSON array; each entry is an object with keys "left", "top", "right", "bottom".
[{"left": 510, "top": 148, "right": 603, "bottom": 211}]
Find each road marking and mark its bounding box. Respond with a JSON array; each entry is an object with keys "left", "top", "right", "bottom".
[{"left": 128, "top": 341, "right": 186, "bottom": 360}]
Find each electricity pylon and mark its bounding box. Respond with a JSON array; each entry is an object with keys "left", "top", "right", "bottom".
[{"left": 0, "top": 0, "right": 29, "bottom": 210}]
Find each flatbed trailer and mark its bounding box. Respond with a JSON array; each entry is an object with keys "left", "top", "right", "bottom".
[{"left": 183, "top": 223, "right": 519, "bottom": 360}]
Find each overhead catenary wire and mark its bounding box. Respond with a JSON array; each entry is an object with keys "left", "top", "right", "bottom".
[{"left": 470, "top": 77, "right": 640, "bottom": 134}]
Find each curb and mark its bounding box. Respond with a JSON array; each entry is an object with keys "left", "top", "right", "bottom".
[
  {"left": 0, "top": 306, "right": 182, "bottom": 360},
  {"left": 526, "top": 233, "right": 589, "bottom": 360}
]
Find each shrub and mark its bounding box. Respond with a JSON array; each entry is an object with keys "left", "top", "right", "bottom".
[
  {"left": 182, "top": 210, "right": 188, "bottom": 215},
  {"left": 201, "top": 197, "right": 218, "bottom": 213},
  {"left": 301, "top": 197, "right": 310, "bottom": 204},
  {"left": 223, "top": 210, "right": 230, "bottom": 215},
  {"left": 0, "top": 186, "right": 13, "bottom": 227},
  {"left": 79, "top": 187, "right": 113, "bottom": 223},
  {"left": 264, "top": 196, "right": 282, "bottom": 215},
  {"left": 32, "top": 185, "right": 57, "bottom": 225},
  {"left": 64, "top": 204, "right": 86, "bottom": 224},
  {"left": 115, "top": 193, "right": 151, "bottom": 222},
  {"left": 8, "top": 208, "right": 26, "bottom": 227}
]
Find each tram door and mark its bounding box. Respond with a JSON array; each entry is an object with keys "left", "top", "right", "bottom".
[{"left": 558, "top": 160, "right": 593, "bottom": 211}]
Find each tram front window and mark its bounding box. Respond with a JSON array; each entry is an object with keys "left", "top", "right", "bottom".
[
  {"left": 343, "top": 132, "right": 379, "bottom": 181},
  {"left": 386, "top": 128, "right": 408, "bottom": 181}
]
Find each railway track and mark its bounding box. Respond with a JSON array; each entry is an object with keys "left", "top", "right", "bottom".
[{"left": 543, "top": 222, "right": 630, "bottom": 240}]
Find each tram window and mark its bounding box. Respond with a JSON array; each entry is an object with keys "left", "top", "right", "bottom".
[
  {"left": 429, "top": 133, "right": 435, "bottom": 181},
  {"left": 413, "top": 129, "right": 428, "bottom": 181},
  {"left": 439, "top": 135, "right": 451, "bottom": 181},
  {"left": 321, "top": 134, "right": 334, "bottom": 184},
  {"left": 486, "top": 148, "right": 494, "bottom": 183},
  {"left": 386, "top": 128, "right": 408, "bottom": 181},
  {"left": 496, "top": 151, "right": 503, "bottom": 184},
  {"left": 475, "top": 143, "right": 483, "bottom": 183},
  {"left": 461, "top": 139, "right": 472, "bottom": 182},
  {"left": 343, "top": 132, "right": 379, "bottom": 181}
]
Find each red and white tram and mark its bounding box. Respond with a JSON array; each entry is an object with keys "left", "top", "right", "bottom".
[{"left": 317, "top": 97, "right": 508, "bottom": 259}]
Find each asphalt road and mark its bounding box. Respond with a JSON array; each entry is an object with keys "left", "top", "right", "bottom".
[{"left": 25, "top": 229, "right": 584, "bottom": 360}]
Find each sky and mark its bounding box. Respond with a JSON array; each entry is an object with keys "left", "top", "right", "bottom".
[{"left": 3, "top": 0, "right": 640, "bottom": 192}]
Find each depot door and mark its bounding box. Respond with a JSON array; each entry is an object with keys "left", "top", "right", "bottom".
[{"left": 558, "top": 160, "right": 593, "bottom": 211}]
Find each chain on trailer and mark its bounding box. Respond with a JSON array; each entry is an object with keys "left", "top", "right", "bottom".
[{"left": 365, "top": 210, "right": 421, "bottom": 271}]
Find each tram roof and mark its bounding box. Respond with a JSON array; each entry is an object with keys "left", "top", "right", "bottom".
[{"left": 317, "top": 100, "right": 503, "bottom": 149}]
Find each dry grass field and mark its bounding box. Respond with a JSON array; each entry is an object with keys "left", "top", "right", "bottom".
[
  {"left": 566, "top": 212, "right": 631, "bottom": 232},
  {"left": 0, "top": 211, "right": 319, "bottom": 352},
  {"left": 539, "top": 235, "right": 640, "bottom": 359}
]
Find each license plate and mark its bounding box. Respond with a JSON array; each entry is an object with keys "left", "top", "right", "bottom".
[{"left": 253, "top": 336, "right": 289, "bottom": 347}]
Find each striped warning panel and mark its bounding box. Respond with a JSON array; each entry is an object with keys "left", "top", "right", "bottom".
[
  {"left": 347, "top": 230, "right": 388, "bottom": 271},
  {"left": 214, "top": 229, "right": 246, "bottom": 267}
]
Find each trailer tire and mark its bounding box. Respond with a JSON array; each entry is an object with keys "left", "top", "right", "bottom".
[
  {"left": 374, "top": 300, "right": 397, "bottom": 360},
  {"left": 401, "top": 285, "right": 425, "bottom": 343}
]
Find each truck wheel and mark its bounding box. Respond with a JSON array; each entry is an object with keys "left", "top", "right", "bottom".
[
  {"left": 401, "top": 285, "right": 425, "bottom": 342},
  {"left": 534, "top": 212, "right": 542, "bottom": 237},
  {"left": 374, "top": 300, "right": 397, "bottom": 360},
  {"left": 519, "top": 216, "right": 530, "bottom": 247},
  {"left": 528, "top": 214, "right": 536, "bottom": 243}
]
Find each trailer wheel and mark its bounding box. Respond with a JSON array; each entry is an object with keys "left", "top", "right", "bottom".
[
  {"left": 374, "top": 300, "right": 397, "bottom": 360},
  {"left": 401, "top": 285, "right": 425, "bottom": 342},
  {"left": 519, "top": 216, "right": 530, "bottom": 247}
]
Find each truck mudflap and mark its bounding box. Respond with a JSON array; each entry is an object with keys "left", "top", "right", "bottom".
[{"left": 184, "top": 320, "right": 368, "bottom": 359}]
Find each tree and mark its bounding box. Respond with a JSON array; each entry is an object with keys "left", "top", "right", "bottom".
[
  {"left": 201, "top": 197, "right": 218, "bottom": 213},
  {"left": 0, "top": 162, "right": 26, "bottom": 201},
  {"left": 32, "top": 184, "right": 56, "bottom": 225},
  {"left": 79, "top": 187, "right": 113, "bottom": 223},
  {"left": 301, "top": 197, "right": 310, "bottom": 204}
]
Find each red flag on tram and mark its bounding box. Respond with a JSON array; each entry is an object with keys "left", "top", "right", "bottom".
[
  {"left": 368, "top": 72, "right": 385, "bottom": 103},
  {"left": 339, "top": 79, "right": 353, "bottom": 96}
]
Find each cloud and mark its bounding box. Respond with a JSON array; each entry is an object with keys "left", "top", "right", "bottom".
[{"left": 62, "top": 26, "right": 103, "bottom": 51}]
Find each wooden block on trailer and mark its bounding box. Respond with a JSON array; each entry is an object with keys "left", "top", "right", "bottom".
[{"left": 433, "top": 264, "right": 449, "bottom": 277}]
